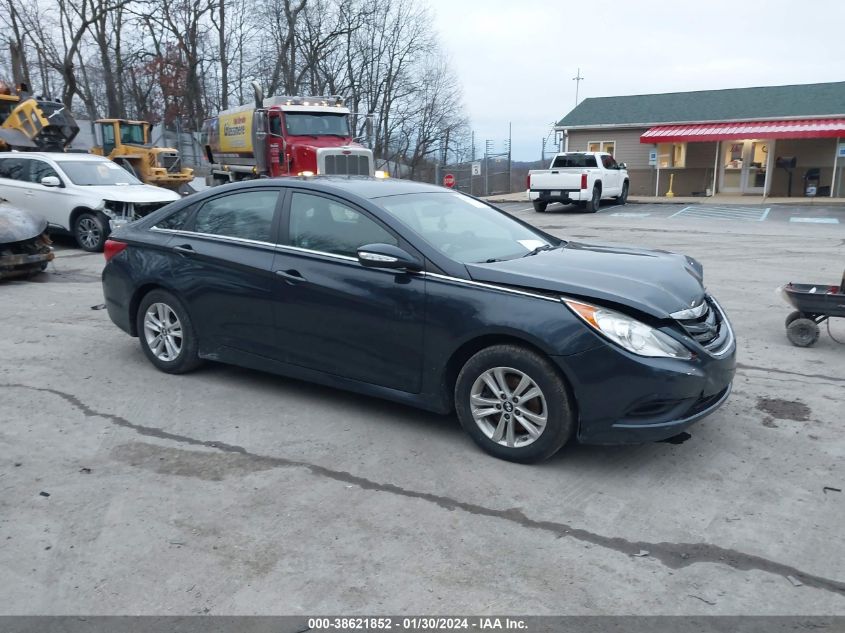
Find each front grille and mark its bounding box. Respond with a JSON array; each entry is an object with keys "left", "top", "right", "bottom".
[
  {"left": 675, "top": 296, "right": 729, "bottom": 352},
  {"left": 323, "top": 153, "right": 370, "bottom": 176},
  {"left": 159, "top": 153, "right": 181, "bottom": 173}
]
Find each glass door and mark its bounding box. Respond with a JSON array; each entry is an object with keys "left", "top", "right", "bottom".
[
  {"left": 745, "top": 141, "right": 769, "bottom": 194},
  {"left": 719, "top": 140, "right": 770, "bottom": 194}
]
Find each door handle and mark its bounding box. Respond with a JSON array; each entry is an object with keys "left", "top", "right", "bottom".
[
  {"left": 275, "top": 269, "right": 305, "bottom": 284},
  {"left": 173, "top": 244, "right": 195, "bottom": 256}
]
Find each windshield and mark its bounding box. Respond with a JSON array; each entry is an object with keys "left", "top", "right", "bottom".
[
  {"left": 120, "top": 123, "right": 147, "bottom": 145},
  {"left": 284, "top": 112, "right": 350, "bottom": 137},
  {"left": 376, "top": 192, "right": 554, "bottom": 263},
  {"left": 59, "top": 160, "right": 142, "bottom": 186}
]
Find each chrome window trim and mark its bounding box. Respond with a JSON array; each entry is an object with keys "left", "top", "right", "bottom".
[
  {"left": 150, "top": 227, "right": 276, "bottom": 250},
  {"left": 275, "top": 243, "right": 358, "bottom": 262},
  {"left": 425, "top": 272, "right": 558, "bottom": 302}
]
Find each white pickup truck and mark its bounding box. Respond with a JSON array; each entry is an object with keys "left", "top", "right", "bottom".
[{"left": 527, "top": 151, "right": 629, "bottom": 213}]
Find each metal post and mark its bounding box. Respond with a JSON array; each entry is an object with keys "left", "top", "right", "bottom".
[
  {"left": 508, "top": 122, "right": 512, "bottom": 194},
  {"left": 484, "top": 143, "right": 489, "bottom": 197},
  {"left": 763, "top": 139, "right": 775, "bottom": 199},
  {"left": 832, "top": 137, "right": 840, "bottom": 198},
  {"left": 712, "top": 141, "right": 720, "bottom": 197}
]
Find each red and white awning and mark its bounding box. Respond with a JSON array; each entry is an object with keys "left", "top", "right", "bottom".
[{"left": 640, "top": 119, "right": 845, "bottom": 143}]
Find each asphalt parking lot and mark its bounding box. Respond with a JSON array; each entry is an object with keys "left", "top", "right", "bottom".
[{"left": 1, "top": 201, "right": 844, "bottom": 615}]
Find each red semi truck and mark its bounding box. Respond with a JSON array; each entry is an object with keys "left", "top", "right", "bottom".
[{"left": 202, "top": 83, "right": 376, "bottom": 184}]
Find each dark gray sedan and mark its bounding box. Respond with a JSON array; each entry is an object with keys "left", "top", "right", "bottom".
[{"left": 101, "top": 177, "right": 735, "bottom": 462}]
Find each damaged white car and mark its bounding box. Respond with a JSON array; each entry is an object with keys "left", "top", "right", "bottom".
[{"left": 0, "top": 152, "right": 180, "bottom": 251}]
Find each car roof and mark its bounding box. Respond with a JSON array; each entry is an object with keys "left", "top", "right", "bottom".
[
  {"left": 218, "top": 176, "right": 452, "bottom": 200},
  {"left": 4, "top": 152, "right": 109, "bottom": 162}
]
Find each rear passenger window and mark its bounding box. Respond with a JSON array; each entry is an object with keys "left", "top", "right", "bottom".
[
  {"left": 0, "top": 157, "right": 28, "bottom": 180},
  {"left": 287, "top": 192, "right": 397, "bottom": 257},
  {"left": 193, "top": 190, "right": 278, "bottom": 242}
]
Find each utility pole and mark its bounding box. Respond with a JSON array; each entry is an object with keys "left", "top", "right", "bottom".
[{"left": 572, "top": 68, "right": 584, "bottom": 106}]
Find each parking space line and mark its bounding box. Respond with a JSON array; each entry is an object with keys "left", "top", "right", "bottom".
[
  {"left": 669, "top": 206, "right": 769, "bottom": 221},
  {"left": 789, "top": 217, "right": 840, "bottom": 224},
  {"left": 597, "top": 204, "right": 622, "bottom": 213},
  {"left": 668, "top": 206, "right": 693, "bottom": 218},
  {"left": 610, "top": 212, "right": 652, "bottom": 218}
]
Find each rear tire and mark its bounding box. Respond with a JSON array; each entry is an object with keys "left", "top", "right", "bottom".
[
  {"left": 532, "top": 200, "right": 547, "bottom": 213},
  {"left": 786, "top": 318, "right": 820, "bottom": 347},
  {"left": 454, "top": 344, "right": 574, "bottom": 463},
  {"left": 136, "top": 289, "right": 202, "bottom": 374},
  {"left": 585, "top": 185, "right": 601, "bottom": 213},
  {"left": 73, "top": 212, "right": 109, "bottom": 252}
]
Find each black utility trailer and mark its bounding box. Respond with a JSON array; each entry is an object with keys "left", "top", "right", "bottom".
[{"left": 782, "top": 270, "right": 845, "bottom": 346}]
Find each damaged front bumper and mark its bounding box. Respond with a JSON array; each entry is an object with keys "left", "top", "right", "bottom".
[
  {"left": 1, "top": 204, "right": 55, "bottom": 280},
  {"left": 0, "top": 233, "right": 54, "bottom": 279}
]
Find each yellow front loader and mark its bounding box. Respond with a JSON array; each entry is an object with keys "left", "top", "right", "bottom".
[
  {"left": 90, "top": 119, "right": 193, "bottom": 190},
  {"left": 0, "top": 84, "right": 79, "bottom": 151}
]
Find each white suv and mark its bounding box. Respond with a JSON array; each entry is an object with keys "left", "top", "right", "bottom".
[{"left": 0, "top": 152, "right": 180, "bottom": 251}]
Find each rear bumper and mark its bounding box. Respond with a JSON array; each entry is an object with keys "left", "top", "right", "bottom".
[
  {"left": 528, "top": 189, "right": 587, "bottom": 203},
  {"left": 552, "top": 339, "right": 736, "bottom": 445},
  {"left": 101, "top": 260, "right": 135, "bottom": 335}
]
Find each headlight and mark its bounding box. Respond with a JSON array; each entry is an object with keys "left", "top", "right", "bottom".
[{"left": 563, "top": 298, "right": 692, "bottom": 359}]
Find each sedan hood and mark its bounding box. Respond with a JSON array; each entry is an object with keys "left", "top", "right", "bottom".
[
  {"left": 465, "top": 242, "right": 706, "bottom": 318},
  {"left": 86, "top": 185, "right": 181, "bottom": 204}
]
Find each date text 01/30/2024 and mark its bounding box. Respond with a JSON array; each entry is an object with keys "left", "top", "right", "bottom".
[{"left": 306, "top": 617, "right": 528, "bottom": 630}]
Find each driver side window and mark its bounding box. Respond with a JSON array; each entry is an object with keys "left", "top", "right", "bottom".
[{"left": 287, "top": 192, "right": 397, "bottom": 257}]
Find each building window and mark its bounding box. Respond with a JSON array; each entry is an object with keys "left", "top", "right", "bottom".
[
  {"left": 657, "top": 142, "right": 686, "bottom": 168},
  {"left": 587, "top": 140, "right": 615, "bottom": 156}
]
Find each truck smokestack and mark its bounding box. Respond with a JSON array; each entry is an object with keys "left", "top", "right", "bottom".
[{"left": 251, "top": 81, "right": 264, "bottom": 109}]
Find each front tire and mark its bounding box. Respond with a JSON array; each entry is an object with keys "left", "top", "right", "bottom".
[
  {"left": 74, "top": 212, "right": 108, "bottom": 252},
  {"left": 616, "top": 181, "right": 629, "bottom": 205},
  {"left": 532, "top": 200, "right": 547, "bottom": 213},
  {"left": 585, "top": 185, "right": 601, "bottom": 213},
  {"left": 455, "top": 345, "right": 574, "bottom": 463},
  {"left": 786, "top": 318, "right": 820, "bottom": 347},
  {"left": 136, "top": 289, "right": 202, "bottom": 373}
]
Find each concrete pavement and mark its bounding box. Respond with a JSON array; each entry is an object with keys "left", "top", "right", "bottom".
[{"left": 1, "top": 210, "right": 844, "bottom": 615}]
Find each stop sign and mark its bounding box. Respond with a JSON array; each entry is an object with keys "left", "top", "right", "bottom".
[{"left": 443, "top": 173, "right": 456, "bottom": 188}]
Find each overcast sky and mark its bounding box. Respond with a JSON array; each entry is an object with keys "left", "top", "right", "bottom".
[{"left": 427, "top": 0, "right": 845, "bottom": 161}]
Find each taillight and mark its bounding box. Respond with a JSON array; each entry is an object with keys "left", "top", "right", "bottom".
[
  {"left": 580, "top": 173, "right": 588, "bottom": 189},
  {"left": 526, "top": 174, "right": 531, "bottom": 190},
  {"left": 104, "top": 239, "right": 128, "bottom": 262}
]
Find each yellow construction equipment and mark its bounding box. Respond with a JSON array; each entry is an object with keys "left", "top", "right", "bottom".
[
  {"left": 90, "top": 119, "right": 193, "bottom": 190},
  {"left": 0, "top": 81, "right": 79, "bottom": 151}
]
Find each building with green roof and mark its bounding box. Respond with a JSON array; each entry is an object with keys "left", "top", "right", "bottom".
[{"left": 553, "top": 82, "right": 845, "bottom": 198}]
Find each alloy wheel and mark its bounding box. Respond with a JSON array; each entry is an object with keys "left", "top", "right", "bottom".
[
  {"left": 77, "top": 217, "right": 101, "bottom": 250},
  {"left": 143, "top": 302, "right": 183, "bottom": 361},
  {"left": 470, "top": 366, "right": 548, "bottom": 448}
]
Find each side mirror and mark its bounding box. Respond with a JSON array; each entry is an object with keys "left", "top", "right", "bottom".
[
  {"left": 357, "top": 243, "right": 422, "bottom": 271},
  {"left": 41, "top": 176, "right": 61, "bottom": 187},
  {"left": 618, "top": 162, "right": 627, "bottom": 170}
]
